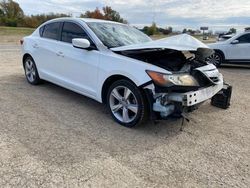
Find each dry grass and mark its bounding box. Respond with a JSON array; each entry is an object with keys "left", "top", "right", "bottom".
[{"left": 0, "top": 26, "right": 34, "bottom": 36}]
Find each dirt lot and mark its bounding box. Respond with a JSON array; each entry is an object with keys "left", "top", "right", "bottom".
[{"left": 0, "top": 44, "right": 249, "bottom": 187}]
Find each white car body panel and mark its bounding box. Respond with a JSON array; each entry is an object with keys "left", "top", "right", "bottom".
[
  {"left": 21, "top": 18, "right": 169, "bottom": 103},
  {"left": 22, "top": 37, "right": 167, "bottom": 102},
  {"left": 95, "top": 51, "right": 169, "bottom": 102}
]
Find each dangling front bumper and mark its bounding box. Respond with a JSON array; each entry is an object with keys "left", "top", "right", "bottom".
[
  {"left": 167, "top": 79, "right": 223, "bottom": 107},
  {"left": 143, "top": 74, "right": 225, "bottom": 120}
]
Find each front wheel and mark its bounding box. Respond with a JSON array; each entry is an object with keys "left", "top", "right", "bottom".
[{"left": 107, "top": 79, "right": 148, "bottom": 127}]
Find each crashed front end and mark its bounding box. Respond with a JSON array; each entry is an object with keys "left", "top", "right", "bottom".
[
  {"left": 112, "top": 34, "right": 232, "bottom": 120},
  {"left": 143, "top": 64, "right": 226, "bottom": 119}
]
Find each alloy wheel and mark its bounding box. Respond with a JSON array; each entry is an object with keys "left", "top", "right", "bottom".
[
  {"left": 109, "top": 86, "right": 139, "bottom": 123},
  {"left": 25, "top": 59, "right": 36, "bottom": 83}
]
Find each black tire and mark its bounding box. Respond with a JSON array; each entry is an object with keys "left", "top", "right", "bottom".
[
  {"left": 23, "top": 56, "right": 41, "bottom": 85},
  {"left": 207, "top": 51, "right": 224, "bottom": 67},
  {"left": 107, "top": 79, "right": 148, "bottom": 127}
]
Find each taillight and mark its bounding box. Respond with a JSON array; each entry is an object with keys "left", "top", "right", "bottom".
[{"left": 20, "top": 39, "right": 24, "bottom": 45}]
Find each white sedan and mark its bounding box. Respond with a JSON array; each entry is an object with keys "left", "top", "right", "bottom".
[
  {"left": 21, "top": 18, "right": 225, "bottom": 127},
  {"left": 207, "top": 32, "right": 250, "bottom": 66}
]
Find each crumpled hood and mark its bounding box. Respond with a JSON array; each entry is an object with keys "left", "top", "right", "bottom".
[{"left": 111, "top": 34, "right": 214, "bottom": 59}]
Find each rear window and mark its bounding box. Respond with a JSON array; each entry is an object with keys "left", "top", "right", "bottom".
[{"left": 42, "top": 22, "right": 60, "bottom": 40}]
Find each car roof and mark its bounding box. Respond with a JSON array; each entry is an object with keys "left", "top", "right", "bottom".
[
  {"left": 233, "top": 31, "right": 250, "bottom": 38},
  {"left": 45, "top": 17, "right": 124, "bottom": 25}
]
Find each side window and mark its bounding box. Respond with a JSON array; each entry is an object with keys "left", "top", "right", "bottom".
[
  {"left": 237, "top": 34, "right": 250, "bottom": 43},
  {"left": 61, "top": 22, "right": 89, "bottom": 43},
  {"left": 42, "top": 22, "right": 61, "bottom": 40}
]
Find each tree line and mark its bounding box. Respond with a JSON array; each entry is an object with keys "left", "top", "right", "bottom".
[
  {"left": 141, "top": 22, "right": 173, "bottom": 36},
  {"left": 0, "top": 0, "right": 237, "bottom": 36},
  {"left": 0, "top": 0, "right": 127, "bottom": 28}
]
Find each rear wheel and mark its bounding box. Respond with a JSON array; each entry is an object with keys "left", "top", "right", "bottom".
[
  {"left": 207, "top": 52, "right": 224, "bottom": 67},
  {"left": 107, "top": 79, "right": 147, "bottom": 127},
  {"left": 24, "top": 56, "right": 41, "bottom": 85}
]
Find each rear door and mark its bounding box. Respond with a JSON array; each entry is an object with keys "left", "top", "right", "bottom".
[
  {"left": 54, "top": 21, "right": 100, "bottom": 97},
  {"left": 33, "top": 22, "right": 63, "bottom": 81},
  {"left": 226, "top": 33, "right": 250, "bottom": 61}
]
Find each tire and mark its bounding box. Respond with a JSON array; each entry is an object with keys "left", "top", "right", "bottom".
[
  {"left": 107, "top": 79, "right": 148, "bottom": 127},
  {"left": 206, "top": 51, "right": 224, "bottom": 67},
  {"left": 23, "top": 56, "right": 41, "bottom": 85}
]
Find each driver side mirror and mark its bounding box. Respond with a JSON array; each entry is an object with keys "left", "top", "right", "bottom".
[
  {"left": 72, "top": 38, "right": 91, "bottom": 49},
  {"left": 231, "top": 40, "right": 239, "bottom": 45}
]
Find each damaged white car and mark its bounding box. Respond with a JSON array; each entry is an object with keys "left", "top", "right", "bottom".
[{"left": 21, "top": 18, "right": 231, "bottom": 127}]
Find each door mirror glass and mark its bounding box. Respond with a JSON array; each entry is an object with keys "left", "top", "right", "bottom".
[
  {"left": 72, "top": 38, "right": 91, "bottom": 49},
  {"left": 231, "top": 40, "right": 239, "bottom": 45}
]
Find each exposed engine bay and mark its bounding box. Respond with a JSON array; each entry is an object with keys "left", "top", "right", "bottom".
[
  {"left": 117, "top": 49, "right": 199, "bottom": 72},
  {"left": 114, "top": 48, "right": 231, "bottom": 120},
  {"left": 116, "top": 48, "right": 221, "bottom": 90}
]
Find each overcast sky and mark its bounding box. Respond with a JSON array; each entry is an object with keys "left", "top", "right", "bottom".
[{"left": 15, "top": 0, "right": 250, "bottom": 32}]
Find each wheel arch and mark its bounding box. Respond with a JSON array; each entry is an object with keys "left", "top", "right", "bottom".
[
  {"left": 101, "top": 75, "right": 139, "bottom": 104},
  {"left": 214, "top": 49, "right": 225, "bottom": 60},
  {"left": 22, "top": 53, "right": 33, "bottom": 67}
]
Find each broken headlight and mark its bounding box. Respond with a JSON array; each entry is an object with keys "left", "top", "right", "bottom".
[{"left": 146, "top": 70, "right": 199, "bottom": 87}]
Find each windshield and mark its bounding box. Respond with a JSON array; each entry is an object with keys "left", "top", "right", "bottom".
[{"left": 87, "top": 22, "right": 152, "bottom": 48}]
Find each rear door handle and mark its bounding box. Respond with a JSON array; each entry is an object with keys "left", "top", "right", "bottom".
[{"left": 56, "top": 51, "right": 64, "bottom": 57}]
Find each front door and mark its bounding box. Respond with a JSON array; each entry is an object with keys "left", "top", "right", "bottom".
[
  {"left": 53, "top": 21, "right": 100, "bottom": 98},
  {"left": 226, "top": 33, "right": 250, "bottom": 60}
]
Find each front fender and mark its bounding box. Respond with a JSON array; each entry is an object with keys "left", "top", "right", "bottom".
[{"left": 95, "top": 51, "right": 168, "bottom": 103}]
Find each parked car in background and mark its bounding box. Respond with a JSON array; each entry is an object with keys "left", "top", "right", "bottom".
[
  {"left": 203, "top": 35, "right": 209, "bottom": 40},
  {"left": 21, "top": 18, "right": 227, "bottom": 127},
  {"left": 207, "top": 31, "right": 250, "bottom": 66},
  {"left": 217, "top": 34, "right": 234, "bottom": 42}
]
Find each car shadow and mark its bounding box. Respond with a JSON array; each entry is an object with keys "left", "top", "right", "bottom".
[{"left": 43, "top": 80, "right": 185, "bottom": 133}]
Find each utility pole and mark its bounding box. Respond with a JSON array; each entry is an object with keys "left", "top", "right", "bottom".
[
  {"left": 200, "top": 27, "right": 209, "bottom": 40},
  {"left": 152, "top": 2, "right": 157, "bottom": 23}
]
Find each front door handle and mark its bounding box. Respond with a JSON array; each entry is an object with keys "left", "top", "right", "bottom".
[
  {"left": 56, "top": 51, "right": 64, "bottom": 58},
  {"left": 32, "top": 43, "right": 39, "bottom": 49}
]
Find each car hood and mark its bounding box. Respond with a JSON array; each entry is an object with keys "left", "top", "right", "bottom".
[{"left": 111, "top": 34, "right": 214, "bottom": 58}]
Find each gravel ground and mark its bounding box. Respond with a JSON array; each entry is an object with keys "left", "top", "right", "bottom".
[
  {"left": 0, "top": 45, "right": 249, "bottom": 187},
  {"left": 0, "top": 35, "right": 24, "bottom": 45}
]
